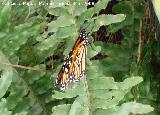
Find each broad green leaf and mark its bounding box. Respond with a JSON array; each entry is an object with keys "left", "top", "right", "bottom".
[
  {"left": 87, "top": 45, "right": 101, "bottom": 59},
  {"left": 0, "top": 99, "right": 12, "bottom": 115},
  {"left": 94, "top": 102, "right": 154, "bottom": 115},
  {"left": 48, "top": 15, "right": 75, "bottom": 32},
  {"left": 23, "top": 66, "right": 45, "bottom": 85},
  {"left": 52, "top": 104, "right": 71, "bottom": 115},
  {"left": 85, "top": 14, "right": 126, "bottom": 33},
  {"left": 0, "top": 51, "right": 13, "bottom": 98},
  {"left": 49, "top": 0, "right": 88, "bottom": 16},
  {"left": 134, "top": 1, "right": 144, "bottom": 19},
  {"left": 0, "top": 22, "right": 42, "bottom": 56},
  {"left": 52, "top": 81, "right": 85, "bottom": 99},
  {"left": 93, "top": 94, "right": 124, "bottom": 110},
  {"left": 14, "top": 112, "right": 27, "bottom": 115},
  {"left": 0, "top": 0, "right": 11, "bottom": 30},
  {"left": 91, "top": 42, "right": 130, "bottom": 74},
  {"left": 35, "top": 35, "right": 59, "bottom": 51},
  {"left": 72, "top": 0, "right": 88, "bottom": 16},
  {"left": 89, "top": 77, "right": 118, "bottom": 90},
  {"left": 95, "top": 14, "right": 126, "bottom": 26},
  {"left": 91, "top": 90, "right": 123, "bottom": 100},
  {"left": 118, "top": 102, "right": 154, "bottom": 114},
  {"left": 108, "top": 1, "right": 134, "bottom": 33},
  {"left": 69, "top": 96, "right": 89, "bottom": 115},
  {"left": 63, "top": 36, "right": 75, "bottom": 56},
  {"left": 83, "top": 0, "right": 111, "bottom": 19},
  {"left": 53, "top": 26, "right": 77, "bottom": 39},
  {"left": 49, "top": 7, "right": 69, "bottom": 16},
  {"left": 34, "top": 35, "right": 62, "bottom": 63},
  {"left": 7, "top": 69, "right": 51, "bottom": 114},
  {"left": 13, "top": 97, "right": 32, "bottom": 114},
  {"left": 118, "top": 77, "right": 143, "bottom": 90},
  {"left": 94, "top": 14, "right": 126, "bottom": 32}
]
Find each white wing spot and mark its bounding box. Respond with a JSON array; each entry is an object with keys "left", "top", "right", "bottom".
[{"left": 65, "top": 68, "right": 68, "bottom": 72}]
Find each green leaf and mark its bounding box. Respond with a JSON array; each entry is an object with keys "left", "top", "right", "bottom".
[
  {"left": 53, "top": 26, "right": 77, "bottom": 39},
  {"left": 87, "top": 45, "right": 101, "bottom": 59},
  {"left": 83, "top": 0, "right": 111, "bottom": 19},
  {"left": 49, "top": 0, "right": 88, "bottom": 17},
  {"left": 0, "top": 0, "right": 11, "bottom": 30},
  {"left": 94, "top": 102, "right": 154, "bottom": 115},
  {"left": 52, "top": 104, "right": 71, "bottom": 115},
  {"left": 134, "top": 1, "right": 144, "bottom": 19},
  {"left": 0, "top": 51, "right": 13, "bottom": 98},
  {"left": 118, "top": 102, "right": 154, "bottom": 114},
  {"left": 7, "top": 71, "right": 52, "bottom": 114},
  {"left": 89, "top": 77, "right": 118, "bottom": 90},
  {"left": 92, "top": 42, "right": 130, "bottom": 74},
  {"left": 0, "top": 22, "right": 42, "bottom": 57},
  {"left": 73, "top": 0, "right": 87, "bottom": 16},
  {"left": 108, "top": 1, "right": 134, "bottom": 33},
  {"left": 52, "top": 81, "right": 85, "bottom": 99},
  {"left": 49, "top": 7, "right": 70, "bottom": 16},
  {"left": 118, "top": 77, "right": 143, "bottom": 90},
  {"left": 86, "top": 14, "right": 126, "bottom": 33},
  {"left": 69, "top": 96, "right": 89, "bottom": 115},
  {"left": 95, "top": 14, "right": 126, "bottom": 26},
  {"left": 48, "top": 15, "right": 75, "bottom": 33},
  {"left": 0, "top": 99, "right": 12, "bottom": 115},
  {"left": 14, "top": 112, "right": 28, "bottom": 115}
]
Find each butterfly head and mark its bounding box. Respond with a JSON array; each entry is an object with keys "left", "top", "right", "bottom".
[{"left": 79, "top": 30, "right": 88, "bottom": 41}]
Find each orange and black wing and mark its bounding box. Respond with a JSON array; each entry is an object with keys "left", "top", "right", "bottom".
[{"left": 55, "top": 30, "right": 88, "bottom": 91}]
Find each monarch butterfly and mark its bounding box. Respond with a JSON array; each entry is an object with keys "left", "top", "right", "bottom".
[{"left": 55, "top": 30, "right": 88, "bottom": 91}]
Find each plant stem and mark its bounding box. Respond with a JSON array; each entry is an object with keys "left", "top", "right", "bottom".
[
  {"left": 137, "top": 20, "right": 143, "bottom": 64},
  {"left": 0, "top": 61, "right": 50, "bottom": 73},
  {"left": 84, "top": 75, "right": 92, "bottom": 115}
]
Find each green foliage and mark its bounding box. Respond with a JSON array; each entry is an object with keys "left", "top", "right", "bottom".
[
  {"left": 52, "top": 104, "right": 71, "bottom": 115},
  {"left": 0, "top": 51, "right": 13, "bottom": 98},
  {"left": 0, "top": 0, "right": 156, "bottom": 114},
  {"left": 0, "top": 99, "right": 12, "bottom": 115},
  {"left": 106, "top": 0, "right": 159, "bottom": 114},
  {"left": 0, "top": 0, "right": 11, "bottom": 30},
  {"left": 93, "top": 42, "right": 130, "bottom": 75},
  {"left": 108, "top": 0, "right": 144, "bottom": 33},
  {"left": 52, "top": 52, "right": 153, "bottom": 114},
  {"left": 94, "top": 102, "right": 154, "bottom": 115}
]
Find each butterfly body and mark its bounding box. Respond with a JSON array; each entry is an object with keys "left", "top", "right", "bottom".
[{"left": 55, "top": 30, "right": 88, "bottom": 91}]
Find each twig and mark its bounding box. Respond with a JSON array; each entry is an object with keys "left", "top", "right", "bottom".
[
  {"left": 137, "top": 20, "right": 143, "bottom": 64},
  {"left": 0, "top": 61, "right": 49, "bottom": 73}
]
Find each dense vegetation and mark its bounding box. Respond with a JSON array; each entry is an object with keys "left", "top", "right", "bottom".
[{"left": 0, "top": 0, "right": 159, "bottom": 115}]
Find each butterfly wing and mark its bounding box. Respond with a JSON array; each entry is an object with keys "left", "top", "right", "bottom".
[
  {"left": 70, "top": 41, "right": 86, "bottom": 83},
  {"left": 55, "top": 31, "right": 88, "bottom": 91},
  {"left": 55, "top": 55, "right": 72, "bottom": 90}
]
